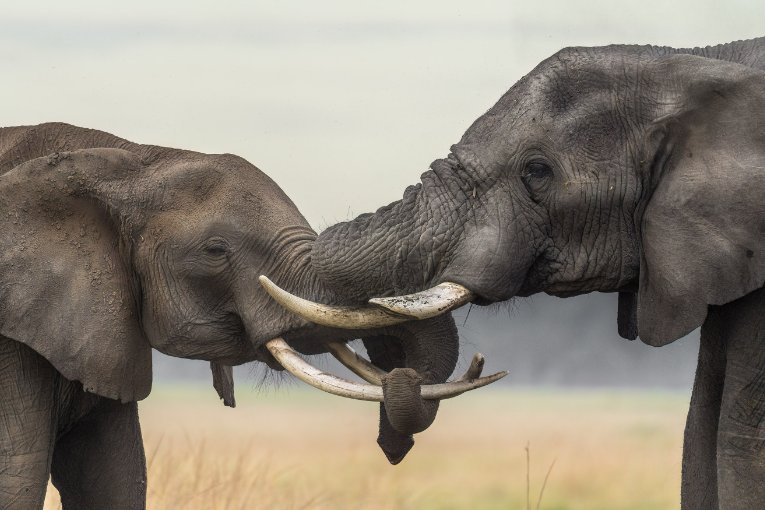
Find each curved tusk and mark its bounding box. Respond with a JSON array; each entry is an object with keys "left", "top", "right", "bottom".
[
  {"left": 458, "top": 353, "right": 485, "bottom": 382},
  {"left": 265, "top": 338, "right": 508, "bottom": 402},
  {"left": 431, "top": 369, "right": 507, "bottom": 400},
  {"left": 326, "top": 341, "right": 386, "bottom": 385},
  {"left": 328, "top": 341, "right": 486, "bottom": 386},
  {"left": 259, "top": 276, "right": 411, "bottom": 329},
  {"left": 267, "top": 338, "right": 383, "bottom": 401},
  {"left": 368, "top": 282, "right": 474, "bottom": 320}
]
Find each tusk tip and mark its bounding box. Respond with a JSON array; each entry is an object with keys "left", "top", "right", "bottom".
[
  {"left": 368, "top": 297, "right": 419, "bottom": 319},
  {"left": 258, "top": 275, "right": 410, "bottom": 329},
  {"left": 368, "top": 282, "right": 474, "bottom": 320},
  {"left": 494, "top": 371, "right": 509, "bottom": 382},
  {"left": 259, "top": 275, "right": 279, "bottom": 296}
]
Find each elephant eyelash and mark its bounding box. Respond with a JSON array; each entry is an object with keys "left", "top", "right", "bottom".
[
  {"left": 524, "top": 162, "right": 553, "bottom": 179},
  {"left": 521, "top": 160, "right": 554, "bottom": 196},
  {"left": 202, "top": 239, "right": 231, "bottom": 257}
]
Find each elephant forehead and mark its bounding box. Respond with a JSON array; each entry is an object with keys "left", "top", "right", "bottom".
[
  {"left": 145, "top": 196, "right": 305, "bottom": 238},
  {"left": 462, "top": 49, "right": 637, "bottom": 143},
  {"left": 155, "top": 155, "right": 272, "bottom": 196},
  {"left": 459, "top": 83, "right": 632, "bottom": 171},
  {"left": 147, "top": 154, "right": 307, "bottom": 221}
]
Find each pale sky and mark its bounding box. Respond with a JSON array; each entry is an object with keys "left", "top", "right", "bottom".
[
  {"left": 2, "top": 1, "right": 763, "bottom": 229},
  {"left": 5, "top": 1, "right": 760, "bottom": 385}
]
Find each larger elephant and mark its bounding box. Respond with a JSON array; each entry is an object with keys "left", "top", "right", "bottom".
[
  {"left": 0, "top": 123, "right": 500, "bottom": 509},
  {"left": 266, "top": 38, "right": 765, "bottom": 508}
]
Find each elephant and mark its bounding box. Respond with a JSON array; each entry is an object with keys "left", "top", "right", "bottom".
[
  {"left": 263, "top": 37, "right": 765, "bottom": 509},
  {"left": 0, "top": 123, "right": 502, "bottom": 509}
]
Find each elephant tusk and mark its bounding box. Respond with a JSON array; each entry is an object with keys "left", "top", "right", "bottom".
[
  {"left": 265, "top": 338, "right": 508, "bottom": 402},
  {"left": 328, "top": 341, "right": 486, "bottom": 386},
  {"left": 266, "top": 338, "right": 383, "bottom": 401},
  {"left": 259, "top": 276, "right": 412, "bottom": 329},
  {"left": 326, "top": 341, "right": 386, "bottom": 385},
  {"left": 368, "top": 282, "right": 475, "bottom": 320},
  {"left": 458, "top": 352, "right": 485, "bottom": 382}
]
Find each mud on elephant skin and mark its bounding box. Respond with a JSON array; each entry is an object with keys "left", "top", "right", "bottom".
[
  {"left": 270, "top": 37, "right": 765, "bottom": 509},
  {"left": 0, "top": 123, "right": 501, "bottom": 509}
]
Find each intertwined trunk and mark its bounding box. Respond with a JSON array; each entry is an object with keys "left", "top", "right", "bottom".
[{"left": 313, "top": 179, "right": 447, "bottom": 302}]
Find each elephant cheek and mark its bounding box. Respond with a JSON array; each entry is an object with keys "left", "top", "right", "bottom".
[{"left": 381, "top": 368, "right": 439, "bottom": 434}]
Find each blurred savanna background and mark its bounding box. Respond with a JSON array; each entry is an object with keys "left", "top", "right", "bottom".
[{"left": 4, "top": 0, "right": 761, "bottom": 508}]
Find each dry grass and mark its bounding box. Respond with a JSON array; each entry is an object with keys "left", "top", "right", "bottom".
[{"left": 44, "top": 386, "right": 688, "bottom": 510}]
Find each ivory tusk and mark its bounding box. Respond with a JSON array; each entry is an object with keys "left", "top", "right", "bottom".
[
  {"left": 458, "top": 352, "right": 485, "bottom": 382},
  {"left": 368, "top": 282, "right": 474, "bottom": 320},
  {"left": 328, "top": 341, "right": 486, "bottom": 386},
  {"left": 266, "top": 338, "right": 383, "bottom": 401},
  {"left": 259, "top": 276, "right": 411, "bottom": 329},
  {"left": 265, "top": 338, "right": 508, "bottom": 402},
  {"left": 326, "top": 341, "right": 386, "bottom": 385}
]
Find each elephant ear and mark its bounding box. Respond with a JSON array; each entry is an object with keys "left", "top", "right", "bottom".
[
  {"left": 637, "top": 56, "right": 765, "bottom": 346},
  {"left": 0, "top": 148, "right": 152, "bottom": 401}
]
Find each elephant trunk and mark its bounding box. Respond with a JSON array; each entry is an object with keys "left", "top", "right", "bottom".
[
  {"left": 313, "top": 177, "right": 451, "bottom": 303},
  {"left": 313, "top": 153, "right": 532, "bottom": 307},
  {"left": 363, "top": 314, "right": 459, "bottom": 464}
]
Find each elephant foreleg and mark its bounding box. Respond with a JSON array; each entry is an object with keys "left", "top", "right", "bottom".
[
  {"left": 0, "top": 336, "right": 58, "bottom": 510},
  {"left": 51, "top": 399, "right": 147, "bottom": 510},
  {"left": 681, "top": 308, "right": 725, "bottom": 510},
  {"left": 715, "top": 289, "right": 765, "bottom": 509}
]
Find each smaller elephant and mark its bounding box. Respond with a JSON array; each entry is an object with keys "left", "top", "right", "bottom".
[
  {"left": 0, "top": 123, "right": 501, "bottom": 509},
  {"left": 265, "top": 37, "right": 765, "bottom": 509}
]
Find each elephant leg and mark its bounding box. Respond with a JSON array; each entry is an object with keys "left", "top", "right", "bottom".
[
  {"left": 0, "top": 336, "right": 58, "bottom": 510},
  {"left": 681, "top": 308, "right": 725, "bottom": 510},
  {"left": 716, "top": 289, "right": 765, "bottom": 509},
  {"left": 51, "top": 399, "right": 147, "bottom": 510}
]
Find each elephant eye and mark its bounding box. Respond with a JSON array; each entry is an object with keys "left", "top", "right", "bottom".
[
  {"left": 202, "top": 239, "right": 230, "bottom": 257},
  {"left": 521, "top": 161, "right": 553, "bottom": 194}
]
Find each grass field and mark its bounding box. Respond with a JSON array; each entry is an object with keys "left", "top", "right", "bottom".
[{"left": 43, "top": 385, "right": 689, "bottom": 509}]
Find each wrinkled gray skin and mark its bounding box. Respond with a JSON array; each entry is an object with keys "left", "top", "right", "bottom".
[
  {"left": 0, "top": 123, "right": 456, "bottom": 509},
  {"left": 313, "top": 38, "right": 765, "bottom": 509}
]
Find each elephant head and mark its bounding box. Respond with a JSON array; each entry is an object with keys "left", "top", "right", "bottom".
[
  {"left": 0, "top": 123, "right": 500, "bottom": 463},
  {"left": 270, "top": 39, "right": 765, "bottom": 352}
]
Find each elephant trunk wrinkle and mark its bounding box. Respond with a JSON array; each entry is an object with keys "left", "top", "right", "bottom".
[{"left": 313, "top": 174, "right": 455, "bottom": 303}]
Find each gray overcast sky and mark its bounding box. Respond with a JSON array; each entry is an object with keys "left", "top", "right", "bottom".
[{"left": 2, "top": 1, "right": 763, "bottom": 229}]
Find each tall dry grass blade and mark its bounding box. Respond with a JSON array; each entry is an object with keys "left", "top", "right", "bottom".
[
  {"left": 525, "top": 441, "right": 530, "bottom": 510},
  {"left": 297, "top": 493, "right": 328, "bottom": 509},
  {"left": 146, "top": 433, "right": 164, "bottom": 472},
  {"left": 536, "top": 458, "right": 557, "bottom": 510}
]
